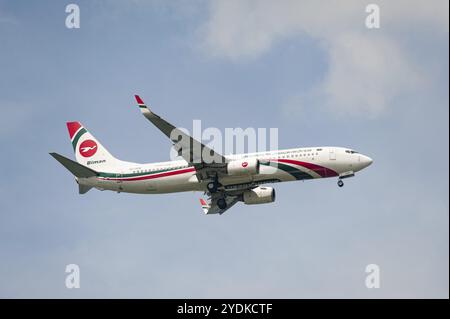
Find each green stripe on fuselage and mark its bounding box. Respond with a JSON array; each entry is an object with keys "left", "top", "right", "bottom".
[
  {"left": 99, "top": 161, "right": 310, "bottom": 180},
  {"left": 261, "top": 161, "right": 314, "bottom": 180},
  {"left": 98, "top": 166, "right": 188, "bottom": 178}
]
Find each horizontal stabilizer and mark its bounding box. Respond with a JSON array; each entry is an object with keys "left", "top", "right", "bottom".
[
  {"left": 49, "top": 152, "right": 97, "bottom": 178},
  {"left": 78, "top": 184, "right": 93, "bottom": 194}
]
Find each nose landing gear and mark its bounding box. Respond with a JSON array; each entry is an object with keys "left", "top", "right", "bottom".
[{"left": 337, "top": 171, "right": 354, "bottom": 188}]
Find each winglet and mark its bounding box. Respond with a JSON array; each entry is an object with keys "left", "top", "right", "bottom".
[
  {"left": 134, "top": 94, "right": 152, "bottom": 115},
  {"left": 199, "top": 198, "right": 210, "bottom": 214},
  {"left": 135, "top": 94, "right": 145, "bottom": 106}
]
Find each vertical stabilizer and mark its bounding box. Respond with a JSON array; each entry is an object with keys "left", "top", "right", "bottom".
[{"left": 66, "top": 122, "right": 121, "bottom": 171}]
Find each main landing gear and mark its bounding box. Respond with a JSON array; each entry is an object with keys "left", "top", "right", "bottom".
[
  {"left": 207, "top": 181, "right": 218, "bottom": 193},
  {"left": 217, "top": 198, "right": 227, "bottom": 210},
  {"left": 206, "top": 175, "right": 227, "bottom": 210},
  {"left": 337, "top": 179, "right": 344, "bottom": 188},
  {"left": 206, "top": 175, "right": 220, "bottom": 193}
]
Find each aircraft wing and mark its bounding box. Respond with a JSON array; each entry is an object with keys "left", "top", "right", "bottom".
[
  {"left": 134, "top": 95, "right": 227, "bottom": 168},
  {"left": 199, "top": 195, "right": 240, "bottom": 215}
]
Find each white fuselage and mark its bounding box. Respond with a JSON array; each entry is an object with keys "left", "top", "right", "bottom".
[{"left": 78, "top": 146, "right": 373, "bottom": 194}]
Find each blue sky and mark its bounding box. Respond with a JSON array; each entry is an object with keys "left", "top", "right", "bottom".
[{"left": 0, "top": 0, "right": 448, "bottom": 298}]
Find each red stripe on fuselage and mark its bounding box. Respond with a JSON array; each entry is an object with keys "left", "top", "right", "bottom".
[
  {"left": 274, "top": 159, "right": 338, "bottom": 177},
  {"left": 100, "top": 167, "right": 196, "bottom": 182}
]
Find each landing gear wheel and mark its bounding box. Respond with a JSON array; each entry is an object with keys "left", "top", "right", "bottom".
[
  {"left": 207, "top": 181, "right": 218, "bottom": 193},
  {"left": 207, "top": 175, "right": 220, "bottom": 193},
  {"left": 217, "top": 198, "right": 227, "bottom": 210},
  {"left": 337, "top": 179, "right": 344, "bottom": 188}
]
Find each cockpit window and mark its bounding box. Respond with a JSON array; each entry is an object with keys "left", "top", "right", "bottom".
[{"left": 346, "top": 150, "right": 359, "bottom": 154}]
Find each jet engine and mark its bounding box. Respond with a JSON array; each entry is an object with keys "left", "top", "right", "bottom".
[
  {"left": 243, "top": 186, "right": 276, "bottom": 205},
  {"left": 227, "top": 158, "right": 260, "bottom": 176}
]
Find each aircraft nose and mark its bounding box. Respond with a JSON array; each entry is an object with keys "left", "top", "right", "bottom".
[{"left": 359, "top": 155, "right": 373, "bottom": 168}]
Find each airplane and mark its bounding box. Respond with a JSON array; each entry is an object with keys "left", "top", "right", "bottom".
[{"left": 50, "top": 95, "right": 373, "bottom": 215}]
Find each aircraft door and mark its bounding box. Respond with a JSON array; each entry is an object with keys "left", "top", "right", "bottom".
[{"left": 329, "top": 148, "right": 336, "bottom": 160}]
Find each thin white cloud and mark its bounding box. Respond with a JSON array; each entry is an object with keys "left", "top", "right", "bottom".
[
  {"left": 322, "top": 32, "right": 421, "bottom": 117},
  {"left": 198, "top": 0, "right": 448, "bottom": 117}
]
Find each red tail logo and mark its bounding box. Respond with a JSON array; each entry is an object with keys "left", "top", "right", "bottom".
[
  {"left": 242, "top": 161, "right": 248, "bottom": 168},
  {"left": 79, "top": 140, "right": 98, "bottom": 157}
]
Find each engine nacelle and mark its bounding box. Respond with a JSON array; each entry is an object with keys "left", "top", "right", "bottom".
[
  {"left": 227, "top": 158, "right": 260, "bottom": 176},
  {"left": 243, "top": 186, "right": 276, "bottom": 205}
]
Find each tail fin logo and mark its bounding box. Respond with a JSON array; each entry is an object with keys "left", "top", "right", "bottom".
[{"left": 79, "top": 140, "right": 98, "bottom": 157}]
